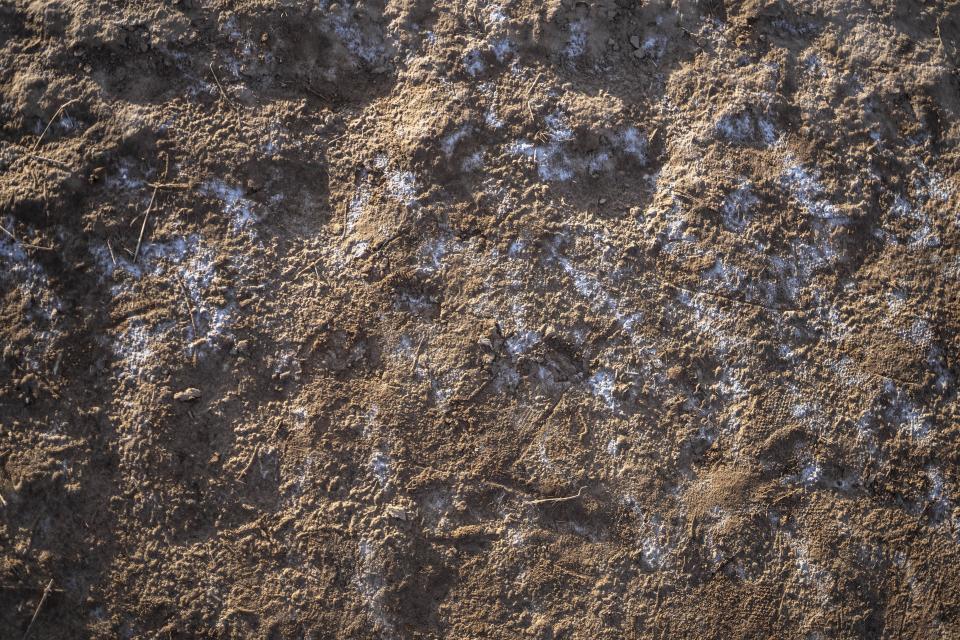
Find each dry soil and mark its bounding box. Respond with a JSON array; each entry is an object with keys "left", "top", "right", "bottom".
[{"left": 1, "top": 0, "right": 960, "bottom": 638}]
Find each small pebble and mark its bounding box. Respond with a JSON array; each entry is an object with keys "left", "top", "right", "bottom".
[{"left": 174, "top": 388, "right": 202, "bottom": 402}]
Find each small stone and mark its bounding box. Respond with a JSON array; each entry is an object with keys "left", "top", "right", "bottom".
[
  {"left": 174, "top": 388, "right": 202, "bottom": 402},
  {"left": 630, "top": 35, "right": 641, "bottom": 49},
  {"left": 386, "top": 505, "right": 408, "bottom": 521}
]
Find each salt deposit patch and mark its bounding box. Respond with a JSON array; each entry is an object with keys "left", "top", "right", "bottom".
[
  {"left": 715, "top": 108, "right": 777, "bottom": 146},
  {"left": 201, "top": 180, "right": 258, "bottom": 233},
  {"left": 0, "top": 218, "right": 62, "bottom": 321},
  {"left": 441, "top": 125, "right": 471, "bottom": 157},
  {"left": 675, "top": 291, "right": 748, "bottom": 357},
  {"left": 355, "top": 538, "right": 394, "bottom": 634},
  {"left": 462, "top": 49, "right": 485, "bottom": 76},
  {"left": 0, "top": 218, "right": 63, "bottom": 368},
  {"left": 110, "top": 318, "right": 174, "bottom": 384},
  {"left": 639, "top": 34, "right": 667, "bottom": 61},
  {"left": 506, "top": 329, "right": 541, "bottom": 357},
  {"left": 91, "top": 234, "right": 235, "bottom": 360},
  {"left": 385, "top": 169, "right": 418, "bottom": 206},
  {"left": 588, "top": 368, "right": 617, "bottom": 411},
  {"left": 565, "top": 19, "right": 588, "bottom": 59},
  {"left": 507, "top": 114, "right": 649, "bottom": 182},
  {"left": 347, "top": 173, "right": 373, "bottom": 232},
  {"left": 328, "top": 4, "right": 389, "bottom": 67},
  {"left": 781, "top": 159, "right": 840, "bottom": 219}
]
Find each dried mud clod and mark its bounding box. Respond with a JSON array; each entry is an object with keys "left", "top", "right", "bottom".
[{"left": 1, "top": 0, "right": 959, "bottom": 638}]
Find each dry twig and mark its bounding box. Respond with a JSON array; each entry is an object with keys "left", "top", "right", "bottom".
[
  {"left": 147, "top": 182, "right": 191, "bottom": 190},
  {"left": 0, "top": 223, "right": 53, "bottom": 251},
  {"left": 23, "top": 152, "right": 73, "bottom": 172},
  {"left": 176, "top": 275, "right": 200, "bottom": 340},
  {"left": 209, "top": 62, "right": 238, "bottom": 111},
  {"left": 21, "top": 578, "right": 54, "bottom": 640}
]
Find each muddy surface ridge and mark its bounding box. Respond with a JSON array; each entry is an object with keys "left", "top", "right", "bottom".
[{"left": 1, "top": 0, "right": 959, "bottom": 638}]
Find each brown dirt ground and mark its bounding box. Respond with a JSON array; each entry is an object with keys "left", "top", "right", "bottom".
[{"left": 1, "top": 0, "right": 960, "bottom": 638}]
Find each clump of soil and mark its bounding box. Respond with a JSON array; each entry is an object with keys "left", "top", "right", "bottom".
[{"left": 1, "top": 0, "right": 959, "bottom": 638}]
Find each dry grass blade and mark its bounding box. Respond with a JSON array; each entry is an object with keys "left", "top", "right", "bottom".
[
  {"left": 527, "top": 486, "right": 586, "bottom": 505},
  {"left": 32, "top": 98, "right": 79, "bottom": 152},
  {"left": 134, "top": 153, "right": 170, "bottom": 263},
  {"left": 295, "top": 255, "right": 324, "bottom": 278},
  {"left": 133, "top": 185, "right": 159, "bottom": 263}
]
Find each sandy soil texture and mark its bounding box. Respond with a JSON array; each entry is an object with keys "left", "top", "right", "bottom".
[{"left": 1, "top": 0, "right": 959, "bottom": 638}]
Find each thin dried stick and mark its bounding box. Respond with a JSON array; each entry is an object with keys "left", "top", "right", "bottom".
[
  {"left": 524, "top": 71, "right": 542, "bottom": 123},
  {"left": 147, "top": 182, "right": 191, "bottom": 189},
  {"left": 176, "top": 275, "right": 200, "bottom": 340},
  {"left": 295, "top": 255, "right": 324, "bottom": 278},
  {"left": 21, "top": 578, "right": 54, "bottom": 640},
  {"left": 23, "top": 152, "right": 73, "bottom": 172},
  {"left": 0, "top": 583, "right": 62, "bottom": 592},
  {"left": 32, "top": 99, "right": 79, "bottom": 151},
  {"left": 209, "top": 62, "right": 237, "bottom": 111},
  {"left": 134, "top": 154, "right": 169, "bottom": 263},
  {"left": 555, "top": 564, "right": 593, "bottom": 581},
  {"left": 304, "top": 83, "right": 334, "bottom": 101},
  {"left": 0, "top": 224, "right": 53, "bottom": 251},
  {"left": 527, "top": 486, "right": 586, "bottom": 505},
  {"left": 133, "top": 185, "right": 158, "bottom": 263},
  {"left": 411, "top": 336, "right": 426, "bottom": 373}
]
